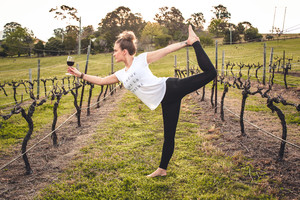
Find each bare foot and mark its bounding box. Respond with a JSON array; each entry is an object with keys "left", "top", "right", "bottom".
[
  {"left": 147, "top": 168, "right": 167, "bottom": 178},
  {"left": 187, "top": 25, "right": 200, "bottom": 45}
]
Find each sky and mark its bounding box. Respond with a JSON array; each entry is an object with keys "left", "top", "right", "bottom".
[{"left": 1, "top": 0, "right": 299, "bottom": 41}]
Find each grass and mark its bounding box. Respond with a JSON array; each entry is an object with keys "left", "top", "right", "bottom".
[
  {"left": 0, "top": 53, "right": 124, "bottom": 153},
  {"left": 36, "top": 92, "right": 277, "bottom": 199},
  {"left": 0, "top": 39, "right": 299, "bottom": 198},
  {"left": 217, "top": 38, "right": 300, "bottom": 88},
  {"left": 1, "top": 38, "right": 299, "bottom": 151},
  {"left": 228, "top": 88, "right": 300, "bottom": 125}
]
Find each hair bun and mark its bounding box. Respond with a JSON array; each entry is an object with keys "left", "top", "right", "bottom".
[
  {"left": 118, "top": 31, "right": 137, "bottom": 43},
  {"left": 116, "top": 31, "right": 137, "bottom": 56}
]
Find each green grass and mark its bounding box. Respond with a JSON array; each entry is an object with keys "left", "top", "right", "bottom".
[
  {"left": 0, "top": 53, "right": 124, "bottom": 153},
  {"left": 36, "top": 92, "right": 277, "bottom": 199},
  {"left": 217, "top": 38, "right": 300, "bottom": 88},
  {"left": 0, "top": 94, "right": 76, "bottom": 151},
  {"left": 217, "top": 77, "right": 299, "bottom": 126},
  {"left": 1, "top": 39, "right": 299, "bottom": 152},
  {"left": 0, "top": 39, "right": 298, "bottom": 199}
]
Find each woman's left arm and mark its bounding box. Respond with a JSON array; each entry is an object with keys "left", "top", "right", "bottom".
[{"left": 147, "top": 41, "right": 188, "bottom": 64}]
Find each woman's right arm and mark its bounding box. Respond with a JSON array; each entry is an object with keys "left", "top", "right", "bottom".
[
  {"left": 67, "top": 67, "right": 120, "bottom": 85},
  {"left": 146, "top": 41, "right": 188, "bottom": 64}
]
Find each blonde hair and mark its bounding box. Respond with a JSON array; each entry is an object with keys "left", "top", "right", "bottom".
[{"left": 116, "top": 31, "right": 137, "bottom": 55}]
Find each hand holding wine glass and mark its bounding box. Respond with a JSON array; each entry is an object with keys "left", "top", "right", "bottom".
[{"left": 66, "top": 56, "right": 75, "bottom": 75}]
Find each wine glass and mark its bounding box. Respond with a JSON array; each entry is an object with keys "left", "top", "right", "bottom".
[{"left": 66, "top": 56, "right": 75, "bottom": 75}]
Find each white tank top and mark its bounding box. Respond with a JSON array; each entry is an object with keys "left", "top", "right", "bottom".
[{"left": 115, "top": 53, "right": 167, "bottom": 110}]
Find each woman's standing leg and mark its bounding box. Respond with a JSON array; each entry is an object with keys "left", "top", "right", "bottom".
[
  {"left": 147, "top": 99, "right": 181, "bottom": 177},
  {"left": 159, "top": 99, "right": 181, "bottom": 170}
]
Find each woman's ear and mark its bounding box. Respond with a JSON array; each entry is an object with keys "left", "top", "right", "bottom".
[{"left": 123, "top": 49, "right": 129, "bottom": 56}]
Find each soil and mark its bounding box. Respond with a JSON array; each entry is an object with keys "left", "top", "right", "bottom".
[
  {"left": 191, "top": 83, "right": 300, "bottom": 199},
  {"left": 0, "top": 83, "right": 299, "bottom": 200},
  {"left": 0, "top": 88, "right": 127, "bottom": 200}
]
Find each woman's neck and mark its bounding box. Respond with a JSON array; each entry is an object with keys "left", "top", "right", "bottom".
[{"left": 124, "top": 55, "right": 134, "bottom": 70}]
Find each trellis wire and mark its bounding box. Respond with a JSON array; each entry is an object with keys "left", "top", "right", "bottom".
[
  {"left": 181, "top": 50, "right": 300, "bottom": 150},
  {"left": 219, "top": 100, "right": 300, "bottom": 149},
  {"left": 0, "top": 84, "right": 121, "bottom": 171}
]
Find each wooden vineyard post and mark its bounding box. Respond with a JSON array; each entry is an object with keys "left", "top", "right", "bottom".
[
  {"left": 269, "top": 47, "right": 274, "bottom": 73},
  {"left": 111, "top": 53, "right": 114, "bottom": 74},
  {"left": 29, "top": 69, "right": 32, "bottom": 89},
  {"left": 110, "top": 54, "right": 115, "bottom": 96},
  {"left": 186, "top": 47, "right": 190, "bottom": 77},
  {"left": 222, "top": 50, "right": 225, "bottom": 77},
  {"left": 174, "top": 55, "right": 177, "bottom": 77},
  {"left": 263, "top": 43, "right": 266, "bottom": 85},
  {"left": 215, "top": 41, "right": 218, "bottom": 113},
  {"left": 78, "top": 45, "right": 91, "bottom": 126},
  {"left": 282, "top": 50, "right": 288, "bottom": 89},
  {"left": 37, "top": 59, "right": 40, "bottom": 99}
]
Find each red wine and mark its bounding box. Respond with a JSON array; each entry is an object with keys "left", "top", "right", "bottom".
[{"left": 67, "top": 61, "right": 74, "bottom": 66}]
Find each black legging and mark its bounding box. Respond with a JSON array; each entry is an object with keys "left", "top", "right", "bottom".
[{"left": 159, "top": 41, "right": 217, "bottom": 170}]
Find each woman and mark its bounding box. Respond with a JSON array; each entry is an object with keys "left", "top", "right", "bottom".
[{"left": 67, "top": 25, "right": 217, "bottom": 177}]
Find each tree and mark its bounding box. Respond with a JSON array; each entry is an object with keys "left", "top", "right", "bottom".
[
  {"left": 45, "top": 37, "right": 64, "bottom": 56},
  {"left": 81, "top": 25, "right": 95, "bottom": 39},
  {"left": 77, "top": 25, "right": 95, "bottom": 53},
  {"left": 98, "top": 6, "right": 145, "bottom": 51},
  {"left": 49, "top": 5, "right": 81, "bottom": 53},
  {"left": 34, "top": 41, "right": 45, "bottom": 57},
  {"left": 53, "top": 28, "right": 65, "bottom": 41},
  {"left": 63, "top": 35, "right": 76, "bottom": 52},
  {"left": 208, "top": 19, "right": 228, "bottom": 37},
  {"left": 187, "top": 12, "right": 206, "bottom": 31},
  {"left": 24, "top": 32, "right": 34, "bottom": 57},
  {"left": 198, "top": 33, "right": 214, "bottom": 47},
  {"left": 154, "top": 34, "right": 172, "bottom": 49},
  {"left": 93, "top": 37, "right": 107, "bottom": 53},
  {"left": 65, "top": 25, "right": 79, "bottom": 39},
  {"left": 0, "top": 43, "right": 8, "bottom": 57},
  {"left": 154, "top": 7, "right": 186, "bottom": 41},
  {"left": 140, "top": 22, "right": 171, "bottom": 50},
  {"left": 208, "top": 5, "right": 231, "bottom": 37},
  {"left": 224, "top": 27, "right": 241, "bottom": 44},
  {"left": 49, "top": 5, "right": 79, "bottom": 22},
  {"left": 244, "top": 27, "right": 262, "bottom": 42},
  {"left": 80, "top": 38, "right": 91, "bottom": 53},
  {"left": 141, "top": 23, "right": 164, "bottom": 43},
  {"left": 3, "top": 22, "right": 21, "bottom": 38},
  {"left": 212, "top": 4, "right": 231, "bottom": 21},
  {"left": 237, "top": 23, "right": 245, "bottom": 34},
  {"left": 237, "top": 21, "right": 252, "bottom": 34},
  {"left": 4, "top": 26, "right": 34, "bottom": 57}
]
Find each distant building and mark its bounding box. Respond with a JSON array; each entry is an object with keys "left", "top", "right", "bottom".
[{"left": 33, "top": 38, "right": 46, "bottom": 45}]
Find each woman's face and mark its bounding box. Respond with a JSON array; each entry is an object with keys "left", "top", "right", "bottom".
[{"left": 113, "top": 43, "right": 125, "bottom": 63}]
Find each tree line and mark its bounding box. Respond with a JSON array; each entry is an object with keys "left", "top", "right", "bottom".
[{"left": 0, "top": 5, "right": 264, "bottom": 57}]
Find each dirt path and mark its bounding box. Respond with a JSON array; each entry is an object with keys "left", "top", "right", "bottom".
[
  {"left": 0, "top": 84, "right": 299, "bottom": 199},
  {"left": 190, "top": 87, "right": 300, "bottom": 199},
  {"left": 0, "top": 88, "right": 126, "bottom": 200}
]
